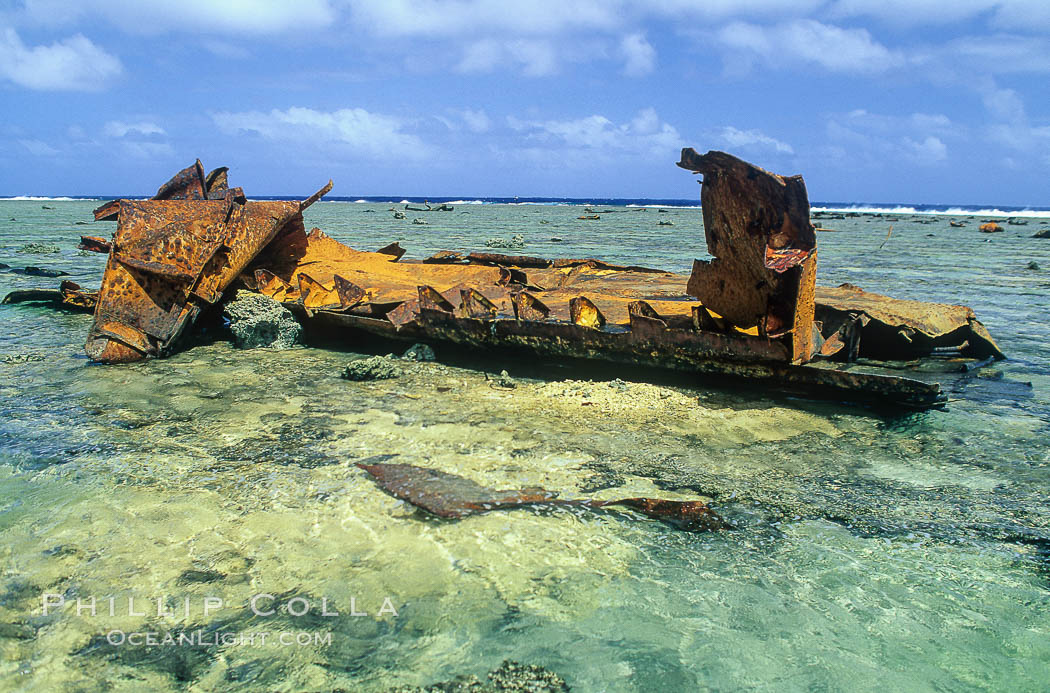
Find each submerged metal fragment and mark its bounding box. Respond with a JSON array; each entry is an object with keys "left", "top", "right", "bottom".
[{"left": 356, "top": 462, "right": 728, "bottom": 532}]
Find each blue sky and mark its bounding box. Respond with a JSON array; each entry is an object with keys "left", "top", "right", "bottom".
[{"left": 1, "top": 1, "right": 1048, "bottom": 205}]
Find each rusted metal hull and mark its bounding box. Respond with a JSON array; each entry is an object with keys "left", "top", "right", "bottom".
[
  {"left": 291, "top": 301, "right": 947, "bottom": 409},
  {"left": 19, "top": 153, "right": 999, "bottom": 409}
]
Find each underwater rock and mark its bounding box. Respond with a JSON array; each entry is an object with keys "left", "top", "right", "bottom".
[
  {"left": 485, "top": 234, "right": 525, "bottom": 249},
  {"left": 342, "top": 355, "right": 401, "bottom": 381},
  {"left": 222, "top": 289, "right": 302, "bottom": 350},
  {"left": 1, "top": 352, "right": 47, "bottom": 364},
  {"left": 176, "top": 569, "right": 226, "bottom": 585},
  {"left": 17, "top": 243, "right": 60, "bottom": 254},
  {"left": 412, "top": 218, "right": 427, "bottom": 225},
  {"left": 979, "top": 222, "right": 1003, "bottom": 233},
  {"left": 21, "top": 266, "right": 69, "bottom": 277},
  {"left": 401, "top": 343, "right": 436, "bottom": 362},
  {"left": 1032, "top": 229, "right": 1050, "bottom": 238},
  {"left": 492, "top": 369, "right": 516, "bottom": 388},
  {"left": 390, "top": 659, "right": 569, "bottom": 692},
  {"left": 1027, "top": 261, "right": 1040, "bottom": 270}
]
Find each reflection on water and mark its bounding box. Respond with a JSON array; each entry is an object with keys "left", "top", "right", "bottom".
[{"left": 1, "top": 201, "right": 1048, "bottom": 690}]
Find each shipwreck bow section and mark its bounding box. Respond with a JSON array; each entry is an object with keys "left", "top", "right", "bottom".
[
  {"left": 677, "top": 148, "right": 817, "bottom": 363},
  {"left": 84, "top": 161, "right": 331, "bottom": 363}
]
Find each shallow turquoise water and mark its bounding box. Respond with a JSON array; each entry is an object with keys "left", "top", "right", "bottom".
[{"left": 0, "top": 200, "right": 1048, "bottom": 691}]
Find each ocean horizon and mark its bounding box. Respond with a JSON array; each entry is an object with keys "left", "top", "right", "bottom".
[{"left": 3, "top": 194, "right": 1050, "bottom": 218}]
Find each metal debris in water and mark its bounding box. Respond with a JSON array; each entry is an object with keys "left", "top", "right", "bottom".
[
  {"left": 357, "top": 461, "right": 728, "bottom": 532},
  {"left": 83, "top": 160, "right": 332, "bottom": 363},
  {"left": 2, "top": 150, "right": 1006, "bottom": 408}
]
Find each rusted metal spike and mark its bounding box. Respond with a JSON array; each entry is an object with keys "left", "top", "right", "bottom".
[
  {"left": 300, "top": 179, "right": 333, "bottom": 212},
  {"left": 569, "top": 296, "right": 606, "bottom": 329},
  {"left": 205, "top": 167, "right": 229, "bottom": 194},
  {"left": 692, "top": 304, "right": 727, "bottom": 333},
  {"left": 386, "top": 299, "right": 420, "bottom": 327},
  {"left": 460, "top": 288, "right": 498, "bottom": 319},
  {"left": 154, "top": 160, "right": 207, "bottom": 200},
  {"left": 375, "top": 242, "right": 406, "bottom": 261},
  {"left": 513, "top": 292, "right": 550, "bottom": 321},
  {"left": 254, "top": 268, "right": 292, "bottom": 302},
  {"left": 418, "top": 285, "right": 455, "bottom": 313},
  {"left": 298, "top": 272, "right": 340, "bottom": 309},
  {"left": 628, "top": 300, "right": 661, "bottom": 320},
  {"left": 629, "top": 310, "right": 668, "bottom": 340},
  {"left": 497, "top": 266, "right": 529, "bottom": 287},
  {"left": 333, "top": 275, "right": 366, "bottom": 308}
]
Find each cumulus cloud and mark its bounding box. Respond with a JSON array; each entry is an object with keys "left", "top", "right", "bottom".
[
  {"left": 345, "top": 0, "right": 621, "bottom": 37},
  {"left": 974, "top": 79, "right": 1050, "bottom": 160},
  {"left": 829, "top": 0, "right": 1050, "bottom": 32},
  {"left": 457, "top": 108, "right": 491, "bottom": 133},
  {"left": 19, "top": 139, "right": 60, "bottom": 156},
  {"left": 20, "top": 0, "right": 335, "bottom": 35},
  {"left": 103, "top": 121, "right": 166, "bottom": 138},
  {"left": 457, "top": 38, "right": 559, "bottom": 76},
  {"left": 509, "top": 107, "right": 681, "bottom": 158},
  {"left": 212, "top": 107, "right": 426, "bottom": 158},
  {"left": 344, "top": 0, "right": 828, "bottom": 37},
  {"left": 0, "top": 28, "right": 121, "bottom": 91},
  {"left": 620, "top": 33, "right": 656, "bottom": 76},
  {"left": 717, "top": 126, "right": 794, "bottom": 154},
  {"left": 717, "top": 20, "right": 903, "bottom": 74},
  {"left": 825, "top": 109, "right": 955, "bottom": 165}
]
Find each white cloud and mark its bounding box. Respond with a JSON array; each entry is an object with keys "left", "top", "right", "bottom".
[
  {"left": 717, "top": 126, "right": 794, "bottom": 154},
  {"left": 974, "top": 79, "right": 1050, "bottom": 160},
  {"left": 620, "top": 33, "right": 655, "bottom": 76},
  {"left": 0, "top": 28, "right": 121, "bottom": 91},
  {"left": 345, "top": 0, "right": 620, "bottom": 37},
  {"left": 458, "top": 108, "right": 491, "bottom": 133},
  {"left": 212, "top": 106, "right": 426, "bottom": 158},
  {"left": 903, "top": 135, "right": 947, "bottom": 163},
  {"left": 118, "top": 141, "right": 175, "bottom": 159},
  {"left": 18, "top": 139, "right": 60, "bottom": 156},
  {"left": 457, "top": 39, "right": 559, "bottom": 76},
  {"left": 20, "top": 0, "right": 335, "bottom": 35},
  {"left": 829, "top": 0, "right": 1050, "bottom": 32},
  {"left": 825, "top": 109, "right": 955, "bottom": 166},
  {"left": 509, "top": 108, "right": 681, "bottom": 158},
  {"left": 717, "top": 20, "right": 904, "bottom": 74},
  {"left": 103, "top": 121, "right": 166, "bottom": 138},
  {"left": 344, "top": 0, "right": 826, "bottom": 37}
]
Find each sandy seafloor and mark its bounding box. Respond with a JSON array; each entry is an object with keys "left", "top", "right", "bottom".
[{"left": 0, "top": 199, "right": 1048, "bottom": 691}]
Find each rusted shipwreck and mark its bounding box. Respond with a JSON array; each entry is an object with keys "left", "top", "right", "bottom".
[{"left": 7, "top": 150, "right": 1003, "bottom": 409}]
